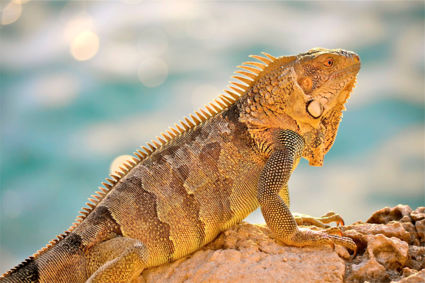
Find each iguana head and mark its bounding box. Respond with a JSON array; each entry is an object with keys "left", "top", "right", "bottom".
[
  {"left": 237, "top": 48, "right": 360, "bottom": 166},
  {"left": 294, "top": 48, "right": 360, "bottom": 120}
]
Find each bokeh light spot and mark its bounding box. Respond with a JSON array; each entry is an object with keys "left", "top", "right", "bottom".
[
  {"left": 138, "top": 57, "right": 168, "bottom": 88},
  {"left": 64, "top": 14, "right": 95, "bottom": 42},
  {"left": 110, "top": 155, "right": 135, "bottom": 175},
  {"left": 70, "top": 30, "right": 99, "bottom": 61},
  {"left": 13, "top": 0, "right": 31, "bottom": 4},
  {"left": 1, "top": 0, "right": 22, "bottom": 25}
]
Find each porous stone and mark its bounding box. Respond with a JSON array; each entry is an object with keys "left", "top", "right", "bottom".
[
  {"left": 139, "top": 205, "right": 425, "bottom": 283},
  {"left": 142, "top": 224, "right": 346, "bottom": 283}
]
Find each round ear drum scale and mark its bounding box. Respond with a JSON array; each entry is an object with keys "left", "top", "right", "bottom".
[{"left": 306, "top": 100, "right": 324, "bottom": 118}]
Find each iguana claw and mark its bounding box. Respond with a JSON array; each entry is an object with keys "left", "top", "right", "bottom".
[{"left": 294, "top": 211, "right": 346, "bottom": 228}]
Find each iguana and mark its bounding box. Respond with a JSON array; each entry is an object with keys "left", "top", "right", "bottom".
[{"left": 1, "top": 48, "right": 360, "bottom": 283}]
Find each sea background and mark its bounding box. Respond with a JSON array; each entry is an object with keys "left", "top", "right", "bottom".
[{"left": 0, "top": 0, "right": 424, "bottom": 271}]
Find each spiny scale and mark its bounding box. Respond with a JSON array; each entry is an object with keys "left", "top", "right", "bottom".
[
  {"left": 11, "top": 53, "right": 278, "bottom": 272},
  {"left": 244, "top": 61, "right": 266, "bottom": 70},
  {"left": 232, "top": 75, "right": 252, "bottom": 85},
  {"left": 232, "top": 82, "right": 249, "bottom": 91},
  {"left": 238, "top": 65, "right": 261, "bottom": 74},
  {"left": 261, "top": 52, "right": 276, "bottom": 61},
  {"left": 235, "top": 71, "right": 257, "bottom": 80},
  {"left": 199, "top": 109, "right": 211, "bottom": 119},
  {"left": 249, "top": 54, "right": 273, "bottom": 64}
]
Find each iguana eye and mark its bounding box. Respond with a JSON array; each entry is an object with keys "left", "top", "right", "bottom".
[{"left": 324, "top": 58, "right": 334, "bottom": 67}]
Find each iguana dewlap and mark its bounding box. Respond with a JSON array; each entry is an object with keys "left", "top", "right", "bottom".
[{"left": 1, "top": 48, "right": 360, "bottom": 283}]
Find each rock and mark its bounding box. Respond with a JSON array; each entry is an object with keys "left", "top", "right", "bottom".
[
  {"left": 395, "top": 269, "right": 425, "bottom": 283},
  {"left": 142, "top": 224, "right": 346, "bottom": 283},
  {"left": 139, "top": 205, "right": 425, "bottom": 282},
  {"left": 367, "top": 205, "right": 413, "bottom": 224},
  {"left": 411, "top": 207, "right": 425, "bottom": 222},
  {"left": 346, "top": 234, "right": 409, "bottom": 282},
  {"left": 406, "top": 245, "right": 425, "bottom": 271},
  {"left": 415, "top": 218, "right": 425, "bottom": 244}
]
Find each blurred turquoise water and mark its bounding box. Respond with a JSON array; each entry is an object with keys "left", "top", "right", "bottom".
[{"left": 0, "top": 0, "right": 424, "bottom": 270}]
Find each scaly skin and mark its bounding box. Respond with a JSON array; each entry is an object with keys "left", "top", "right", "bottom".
[{"left": 1, "top": 48, "right": 360, "bottom": 283}]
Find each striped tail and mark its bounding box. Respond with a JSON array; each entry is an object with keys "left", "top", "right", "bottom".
[{"left": 0, "top": 232, "right": 87, "bottom": 283}]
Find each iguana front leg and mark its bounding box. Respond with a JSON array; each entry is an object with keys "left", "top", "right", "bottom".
[{"left": 257, "top": 129, "right": 357, "bottom": 252}]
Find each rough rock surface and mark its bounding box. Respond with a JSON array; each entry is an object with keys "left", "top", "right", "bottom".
[{"left": 140, "top": 205, "right": 425, "bottom": 283}]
